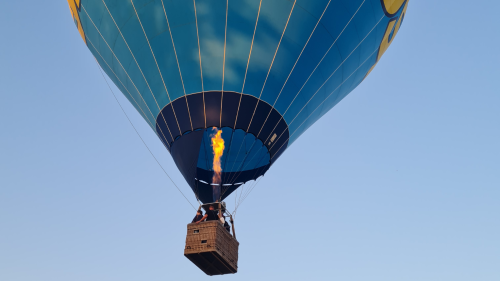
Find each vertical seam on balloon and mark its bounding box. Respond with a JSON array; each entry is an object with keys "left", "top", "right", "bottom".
[
  {"left": 87, "top": 37, "right": 157, "bottom": 133},
  {"left": 94, "top": 1, "right": 175, "bottom": 142},
  {"left": 129, "top": 0, "right": 183, "bottom": 136},
  {"left": 234, "top": 0, "right": 262, "bottom": 129},
  {"left": 255, "top": 0, "right": 332, "bottom": 138},
  {"left": 269, "top": 17, "right": 383, "bottom": 152},
  {"left": 281, "top": 0, "right": 367, "bottom": 120},
  {"left": 81, "top": 4, "right": 174, "bottom": 146},
  {"left": 160, "top": 0, "right": 194, "bottom": 132},
  {"left": 260, "top": 0, "right": 367, "bottom": 145},
  {"left": 284, "top": 14, "right": 384, "bottom": 129},
  {"left": 246, "top": 0, "right": 296, "bottom": 132},
  {"left": 339, "top": 0, "right": 364, "bottom": 102},
  {"left": 99, "top": 1, "right": 177, "bottom": 139},
  {"left": 94, "top": 59, "right": 197, "bottom": 209},
  {"left": 86, "top": 40, "right": 161, "bottom": 143},
  {"left": 220, "top": 0, "right": 229, "bottom": 128},
  {"left": 93, "top": 55, "right": 176, "bottom": 154},
  {"left": 269, "top": 44, "right": 381, "bottom": 155},
  {"left": 85, "top": 27, "right": 173, "bottom": 150},
  {"left": 193, "top": 0, "right": 206, "bottom": 128}
]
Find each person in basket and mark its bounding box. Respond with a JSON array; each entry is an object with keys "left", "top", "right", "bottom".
[
  {"left": 191, "top": 210, "right": 204, "bottom": 223},
  {"left": 195, "top": 205, "right": 219, "bottom": 223}
]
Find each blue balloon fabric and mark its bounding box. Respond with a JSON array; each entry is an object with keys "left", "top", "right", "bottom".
[{"left": 68, "top": 0, "right": 409, "bottom": 203}]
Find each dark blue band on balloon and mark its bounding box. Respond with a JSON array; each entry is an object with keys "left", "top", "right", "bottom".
[{"left": 156, "top": 91, "right": 289, "bottom": 203}]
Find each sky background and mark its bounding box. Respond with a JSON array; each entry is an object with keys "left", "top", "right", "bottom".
[{"left": 1, "top": 1, "right": 499, "bottom": 281}]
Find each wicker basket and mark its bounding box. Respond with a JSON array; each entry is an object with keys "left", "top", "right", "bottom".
[{"left": 184, "top": 220, "right": 239, "bottom": 275}]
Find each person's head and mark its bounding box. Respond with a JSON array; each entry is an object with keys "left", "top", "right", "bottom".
[
  {"left": 209, "top": 205, "right": 214, "bottom": 210},
  {"left": 196, "top": 210, "right": 202, "bottom": 215}
]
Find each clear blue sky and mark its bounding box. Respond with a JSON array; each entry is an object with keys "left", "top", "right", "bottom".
[{"left": 1, "top": 1, "right": 499, "bottom": 281}]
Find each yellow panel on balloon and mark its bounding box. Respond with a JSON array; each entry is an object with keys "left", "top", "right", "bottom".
[
  {"left": 67, "top": 0, "right": 86, "bottom": 43},
  {"left": 382, "top": 0, "right": 406, "bottom": 16}
]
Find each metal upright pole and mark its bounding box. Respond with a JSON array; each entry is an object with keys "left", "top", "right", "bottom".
[
  {"left": 229, "top": 214, "right": 236, "bottom": 239},
  {"left": 217, "top": 202, "right": 222, "bottom": 220}
]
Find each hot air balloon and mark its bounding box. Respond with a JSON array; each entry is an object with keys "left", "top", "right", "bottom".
[{"left": 67, "top": 0, "right": 409, "bottom": 275}]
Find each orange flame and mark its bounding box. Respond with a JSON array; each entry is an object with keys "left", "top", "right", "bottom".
[{"left": 211, "top": 128, "right": 225, "bottom": 185}]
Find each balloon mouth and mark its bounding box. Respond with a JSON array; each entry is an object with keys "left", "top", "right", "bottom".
[
  {"left": 181, "top": 127, "right": 272, "bottom": 204},
  {"left": 156, "top": 91, "right": 289, "bottom": 203}
]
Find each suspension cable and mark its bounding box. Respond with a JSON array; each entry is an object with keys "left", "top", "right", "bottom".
[
  {"left": 95, "top": 59, "right": 198, "bottom": 210},
  {"left": 233, "top": 176, "right": 263, "bottom": 216}
]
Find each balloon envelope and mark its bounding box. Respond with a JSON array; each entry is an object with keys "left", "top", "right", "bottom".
[{"left": 68, "top": 0, "right": 408, "bottom": 203}]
